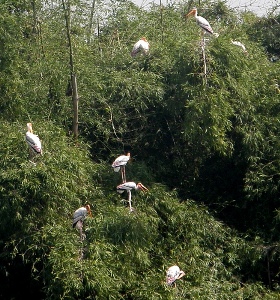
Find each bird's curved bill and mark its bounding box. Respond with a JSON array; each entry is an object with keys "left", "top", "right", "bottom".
[
  {"left": 86, "top": 205, "right": 93, "bottom": 217},
  {"left": 139, "top": 183, "right": 149, "bottom": 192},
  {"left": 186, "top": 9, "right": 195, "bottom": 17}
]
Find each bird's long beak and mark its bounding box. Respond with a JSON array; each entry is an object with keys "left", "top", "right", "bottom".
[
  {"left": 185, "top": 9, "right": 195, "bottom": 17},
  {"left": 138, "top": 183, "right": 149, "bottom": 192},
  {"left": 86, "top": 205, "right": 93, "bottom": 217}
]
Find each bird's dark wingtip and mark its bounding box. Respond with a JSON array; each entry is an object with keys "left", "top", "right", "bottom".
[{"left": 72, "top": 222, "right": 77, "bottom": 228}]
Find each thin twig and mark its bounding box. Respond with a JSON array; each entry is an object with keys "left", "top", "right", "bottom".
[
  {"left": 103, "top": 101, "right": 121, "bottom": 141},
  {"left": 202, "top": 34, "right": 207, "bottom": 85}
]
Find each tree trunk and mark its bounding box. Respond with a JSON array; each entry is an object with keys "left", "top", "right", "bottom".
[
  {"left": 62, "top": 0, "right": 79, "bottom": 139},
  {"left": 72, "top": 74, "right": 79, "bottom": 138},
  {"left": 87, "top": 0, "right": 96, "bottom": 44},
  {"left": 202, "top": 35, "right": 207, "bottom": 85}
]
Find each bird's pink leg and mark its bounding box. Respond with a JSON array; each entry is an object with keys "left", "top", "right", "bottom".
[
  {"left": 76, "top": 220, "right": 85, "bottom": 241},
  {"left": 121, "top": 166, "right": 126, "bottom": 183},
  {"left": 29, "top": 147, "right": 34, "bottom": 160},
  {"left": 128, "top": 190, "right": 133, "bottom": 212}
]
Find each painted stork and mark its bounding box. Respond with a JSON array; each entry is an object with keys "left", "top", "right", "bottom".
[
  {"left": 131, "top": 37, "right": 150, "bottom": 57},
  {"left": 117, "top": 182, "right": 149, "bottom": 193},
  {"left": 112, "top": 152, "right": 130, "bottom": 183},
  {"left": 166, "top": 265, "right": 185, "bottom": 287},
  {"left": 72, "top": 204, "right": 92, "bottom": 228},
  {"left": 25, "top": 123, "right": 42, "bottom": 160},
  {"left": 117, "top": 182, "right": 148, "bottom": 212},
  {"left": 231, "top": 40, "right": 248, "bottom": 55},
  {"left": 186, "top": 8, "right": 218, "bottom": 36}
]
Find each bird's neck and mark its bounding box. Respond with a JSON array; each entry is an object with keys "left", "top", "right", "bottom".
[{"left": 27, "top": 125, "right": 33, "bottom": 133}]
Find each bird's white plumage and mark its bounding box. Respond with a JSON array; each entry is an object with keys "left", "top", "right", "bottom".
[
  {"left": 231, "top": 40, "right": 247, "bottom": 54},
  {"left": 26, "top": 132, "right": 42, "bottom": 153},
  {"left": 166, "top": 265, "right": 184, "bottom": 285},
  {"left": 117, "top": 182, "right": 138, "bottom": 193},
  {"left": 25, "top": 123, "right": 42, "bottom": 154},
  {"left": 72, "top": 206, "right": 91, "bottom": 228},
  {"left": 196, "top": 15, "right": 213, "bottom": 34},
  {"left": 112, "top": 154, "right": 130, "bottom": 172},
  {"left": 117, "top": 182, "right": 148, "bottom": 212},
  {"left": 117, "top": 182, "right": 148, "bottom": 192},
  {"left": 131, "top": 38, "right": 150, "bottom": 57},
  {"left": 186, "top": 8, "right": 214, "bottom": 35}
]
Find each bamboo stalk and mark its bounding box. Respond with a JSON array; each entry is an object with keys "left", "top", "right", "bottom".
[
  {"left": 87, "top": 0, "right": 96, "bottom": 44},
  {"left": 201, "top": 33, "right": 207, "bottom": 85},
  {"left": 160, "top": 0, "right": 163, "bottom": 44},
  {"left": 62, "top": 0, "right": 79, "bottom": 139}
]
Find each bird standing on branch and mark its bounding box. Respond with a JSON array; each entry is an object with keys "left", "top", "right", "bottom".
[
  {"left": 231, "top": 40, "right": 248, "bottom": 55},
  {"left": 72, "top": 204, "right": 92, "bottom": 240},
  {"left": 186, "top": 8, "right": 218, "bottom": 36},
  {"left": 25, "top": 122, "right": 42, "bottom": 161},
  {"left": 131, "top": 37, "right": 150, "bottom": 57},
  {"left": 117, "top": 182, "right": 149, "bottom": 193},
  {"left": 166, "top": 265, "right": 185, "bottom": 287},
  {"left": 112, "top": 152, "right": 131, "bottom": 183},
  {"left": 117, "top": 182, "right": 149, "bottom": 212}
]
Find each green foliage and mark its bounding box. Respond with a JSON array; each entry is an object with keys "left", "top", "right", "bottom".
[
  {"left": 0, "top": 119, "right": 274, "bottom": 299},
  {"left": 1, "top": 0, "right": 280, "bottom": 298},
  {"left": 246, "top": 12, "right": 280, "bottom": 60},
  {"left": 0, "top": 120, "right": 102, "bottom": 297}
]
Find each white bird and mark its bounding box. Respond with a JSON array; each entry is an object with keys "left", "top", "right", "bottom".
[
  {"left": 72, "top": 204, "right": 92, "bottom": 242},
  {"left": 72, "top": 204, "right": 92, "bottom": 229},
  {"left": 166, "top": 265, "right": 185, "bottom": 286},
  {"left": 186, "top": 8, "right": 217, "bottom": 36},
  {"left": 117, "top": 182, "right": 149, "bottom": 193},
  {"left": 131, "top": 37, "right": 150, "bottom": 57},
  {"left": 25, "top": 123, "right": 42, "bottom": 160},
  {"left": 231, "top": 40, "right": 248, "bottom": 55},
  {"left": 117, "top": 182, "right": 149, "bottom": 212},
  {"left": 112, "top": 152, "right": 130, "bottom": 183}
]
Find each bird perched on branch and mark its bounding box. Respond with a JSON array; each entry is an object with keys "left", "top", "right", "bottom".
[
  {"left": 231, "top": 40, "right": 248, "bottom": 55},
  {"left": 117, "top": 182, "right": 149, "bottom": 193},
  {"left": 186, "top": 8, "right": 218, "bottom": 36},
  {"left": 72, "top": 204, "right": 93, "bottom": 240},
  {"left": 131, "top": 37, "right": 150, "bottom": 57},
  {"left": 112, "top": 152, "right": 131, "bottom": 183},
  {"left": 166, "top": 265, "right": 185, "bottom": 287},
  {"left": 72, "top": 204, "right": 92, "bottom": 228},
  {"left": 25, "top": 122, "right": 42, "bottom": 160},
  {"left": 117, "top": 182, "right": 149, "bottom": 212}
]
